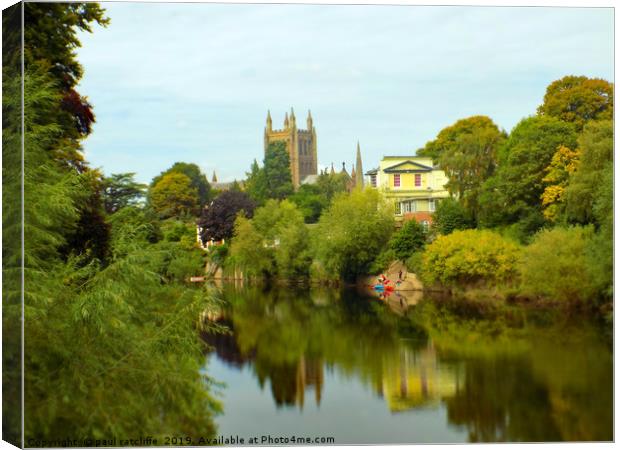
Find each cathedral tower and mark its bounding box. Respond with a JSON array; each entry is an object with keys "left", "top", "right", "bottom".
[{"left": 264, "top": 108, "right": 318, "bottom": 188}]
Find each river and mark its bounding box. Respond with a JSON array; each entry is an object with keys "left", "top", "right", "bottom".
[{"left": 201, "top": 283, "right": 612, "bottom": 444}]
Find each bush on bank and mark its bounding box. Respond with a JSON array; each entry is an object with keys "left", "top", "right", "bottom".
[
  {"left": 519, "top": 226, "right": 601, "bottom": 305},
  {"left": 420, "top": 229, "right": 521, "bottom": 287}
]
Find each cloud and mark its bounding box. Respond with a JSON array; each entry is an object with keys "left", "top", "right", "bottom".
[{"left": 76, "top": 3, "right": 613, "bottom": 183}]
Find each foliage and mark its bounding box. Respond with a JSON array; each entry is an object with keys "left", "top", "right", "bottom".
[
  {"left": 102, "top": 172, "right": 146, "bottom": 214},
  {"left": 388, "top": 219, "right": 427, "bottom": 260},
  {"left": 150, "top": 162, "right": 211, "bottom": 207},
  {"left": 432, "top": 197, "right": 473, "bottom": 235},
  {"left": 564, "top": 120, "right": 613, "bottom": 225},
  {"left": 290, "top": 183, "right": 326, "bottom": 223},
  {"left": 229, "top": 200, "right": 311, "bottom": 279},
  {"left": 313, "top": 189, "right": 394, "bottom": 281},
  {"left": 478, "top": 116, "right": 577, "bottom": 234},
  {"left": 519, "top": 226, "right": 600, "bottom": 304},
  {"left": 537, "top": 75, "right": 614, "bottom": 131},
  {"left": 150, "top": 172, "right": 200, "bottom": 219},
  {"left": 405, "top": 252, "right": 424, "bottom": 274},
  {"left": 6, "top": 6, "right": 221, "bottom": 442},
  {"left": 421, "top": 229, "right": 521, "bottom": 286},
  {"left": 245, "top": 142, "right": 294, "bottom": 204},
  {"left": 107, "top": 206, "right": 161, "bottom": 259},
  {"left": 419, "top": 116, "right": 505, "bottom": 221},
  {"left": 198, "top": 190, "right": 256, "bottom": 242},
  {"left": 23, "top": 2, "right": 109, "bottom": 167},
  {"left": 369, "top": 248, "right": 398, "bottom": 275},
  {"left": 229, "top": 215, "right": 274, "bottom": 278},
  {"left": 315, "top": 171, "right": 350, "bottom": 201},
  {"left": 540, "top": 145, "right": 580, "bottom": 222}
]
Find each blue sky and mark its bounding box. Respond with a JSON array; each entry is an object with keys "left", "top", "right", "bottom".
[{"left": 76, "top": 3, "right": 614, "bottom": 184}]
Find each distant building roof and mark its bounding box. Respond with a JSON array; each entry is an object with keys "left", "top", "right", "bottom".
[{"left": 301, "top": 174, "right": 319, "bottom": 185}]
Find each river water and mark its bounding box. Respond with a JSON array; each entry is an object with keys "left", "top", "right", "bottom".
[{"left": 201, "top": 284, "right": 612, "bottom": 444}]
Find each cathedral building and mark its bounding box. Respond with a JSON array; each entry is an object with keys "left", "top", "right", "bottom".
[{"left": 264, "top": 108, "right": 318, "bottom": 188}]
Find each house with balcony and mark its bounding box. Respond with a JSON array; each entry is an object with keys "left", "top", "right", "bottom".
[{"left": 366, "top": 156, "right": 450, "bottom": 226}]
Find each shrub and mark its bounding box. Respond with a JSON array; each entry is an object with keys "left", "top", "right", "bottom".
[
  {"left": 369, "top": 248, "right": 397, "bottom": 275},
  {"left": 421, "top": 229, "right": 521, "bottom": 286},
  {"left": 389, "top": 219, "right": 426, "bottom": 260},
  {"left": 432, "top": 198, "right": 473, "bottom": 235},
  {"left": 405, "top": 252, "right": 424, "bottom": 274},
  {"left": 519, "top": 226, "right": 599, "bottom": 304}
]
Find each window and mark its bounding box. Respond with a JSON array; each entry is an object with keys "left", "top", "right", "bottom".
[
  {"left": 415, "top": 174, "right": 422, "bottom": 187},
  {"left": 395, "top": 202, "right": 402, "bottom": 215},
  {"left": 393, "top": 174, "right": 401, "bottom": 187},
  {"left": 429, "top": 199, "right": 435, "bottom": 212},
  {"left": 370, "top": 174, "right": 377, "bottom": 187}
]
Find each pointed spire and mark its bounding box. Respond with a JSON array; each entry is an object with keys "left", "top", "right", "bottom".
[
  {"left": 266, "top": 110, "right": 272, "bottom": 131},
  {"left": 307, "top": 109, "right": 313, "bottom": 130},
  {"left": 355, "top": 141, "right": 364, "bottom": 188},
  {"left": 341, "top": 162, "right": 347, "bottom": 174},
  {"left": 212, "top": 170, "right": 218, "bottom": 183},
  {"left": 284, "top": 112, "right": 289, "bottom": 129},
  {"left": 289, "top": 107, "right": 296, "bottom": 128}
]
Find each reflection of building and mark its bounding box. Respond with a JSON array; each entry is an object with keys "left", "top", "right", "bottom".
[
  {"left": 264, "top": 108, "right": 317, "bottom": 188},
  {"left": 256, "top": 355, "right": 324, "bottom": 410},
  {"left": 366, "top": 156, "right": 449, "bottom": 226},
  {"left": 378, "top": 343, "right": 460, "bottom": 412}
]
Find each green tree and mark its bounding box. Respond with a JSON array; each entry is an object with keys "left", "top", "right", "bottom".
[
  {"left": 102, "top": 172, "right": 146, "bottom": 214},
  {"left": 519, "top": 226, "right": 599, "bottom": 304},
  {"left": 244, "top": 158, "right": 267, "bottom": 204},
  {"left": 537, "top": 76, "right": 613, "bottom": 131},
  {"left": 478, "top": 116, "right": 577, "bottom": 235},
  {"left": 263, "top": 141, "right": 294, "bottom": 200},
  {"left": 389, "top": 220, "right": 427, "bottom": 260},
  {"left": 289, "top": 184, "right": 326, "bottom": 223},
  {"left": 313, "top": 189, "right": 394, "bottom": 281},
  {"left": 432, "top": 197, "right": 473, "bottom": 235},
  {"left": 151, "top": 162, "right": 211, "bottom": 207},
  {"left": 419, "top": 116, "right": 506, "bottom": 222},
  {"left": 150, "top": 172, "right": 200, "bottom": 219},
  {"left": 564, "top": 120, "right": 613, "bottom": 225}
]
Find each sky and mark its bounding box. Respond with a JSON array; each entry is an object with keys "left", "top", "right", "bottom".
[{"left": 75, "top": 2, "right": 614, "bottom": 184}]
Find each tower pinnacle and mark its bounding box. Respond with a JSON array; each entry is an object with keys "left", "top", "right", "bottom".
[{"left": 266, "top": 110, "right": 272, "bottom": 132}]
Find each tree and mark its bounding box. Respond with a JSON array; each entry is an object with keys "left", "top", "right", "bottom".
[
  {"left": 540, "top": 146, "right": 580, "bottom": 222},
  {"left": 244, "top": 159, "right": 268, "bottom": 204},
  {"left": 538, "top": 76, "right": 613, "bottom": 131},
  {"left": 389, "top": 220, "right": 427, "bottom": 261},
  {"left": 419, "top": 116, "right": 505, "bottom": 222},
  {"left": 313, "top": 189, "right": 394, "bottom": 281},
  {"left": 102, "top": 172, "right": 146, "bottom": 214},
  {"left": 290, "top": 184, "right": 326, "bottom": 223},
  {"left": 263, "top": 141, "right": 294, "bottom": 200},
  {"left": 24, "top": 3, "right": 109, "bottom": 168},
  {"left": 151, "top": 162, "right": 211, "bottom": 207},
  {"left": 197, "top": 190, "right": 256, "bottom": 242},
  {"left": 432, "top": 198, "right": 473, "bottom": 235},
  {"left": 150, "top": 172, "right": 200, "bottom": 219},
  {"left": 564, "top": 120, "right": 613, "bottom": 225},
  {"left": 229, "top": 200, "right": 311, "bottom": 278},
  {"left": 478, "top": 116, "right": 577, "bottom": 234}
]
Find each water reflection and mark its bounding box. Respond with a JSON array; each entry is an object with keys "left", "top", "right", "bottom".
[{"left": 202, "top": 284, "right": 612, "bottom": 443}]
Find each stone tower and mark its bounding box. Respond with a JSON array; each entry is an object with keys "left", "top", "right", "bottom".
[{"left": 264, "top": 108, "right": 318, "bottom": 188}]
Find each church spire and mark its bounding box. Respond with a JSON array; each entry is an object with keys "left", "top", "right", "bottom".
[
  {"left": 266, "top": 110, "right": 272, "bottom": 132},
  {"left": 307, "top": 110, "right": 313, "bottom": 130},
  {"left": 289, "top": 107, "right": 296, "bottom": 128},
  {"left": 212, "top": 170, "right": 218, "bottom": 183},
  {"left": 355, "top": 141, "right": 364, "bottom": 188}
]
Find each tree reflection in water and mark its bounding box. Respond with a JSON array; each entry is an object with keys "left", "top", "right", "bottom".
[{"left": 202, "top": 284, "right": 612, "bottom": 442}]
